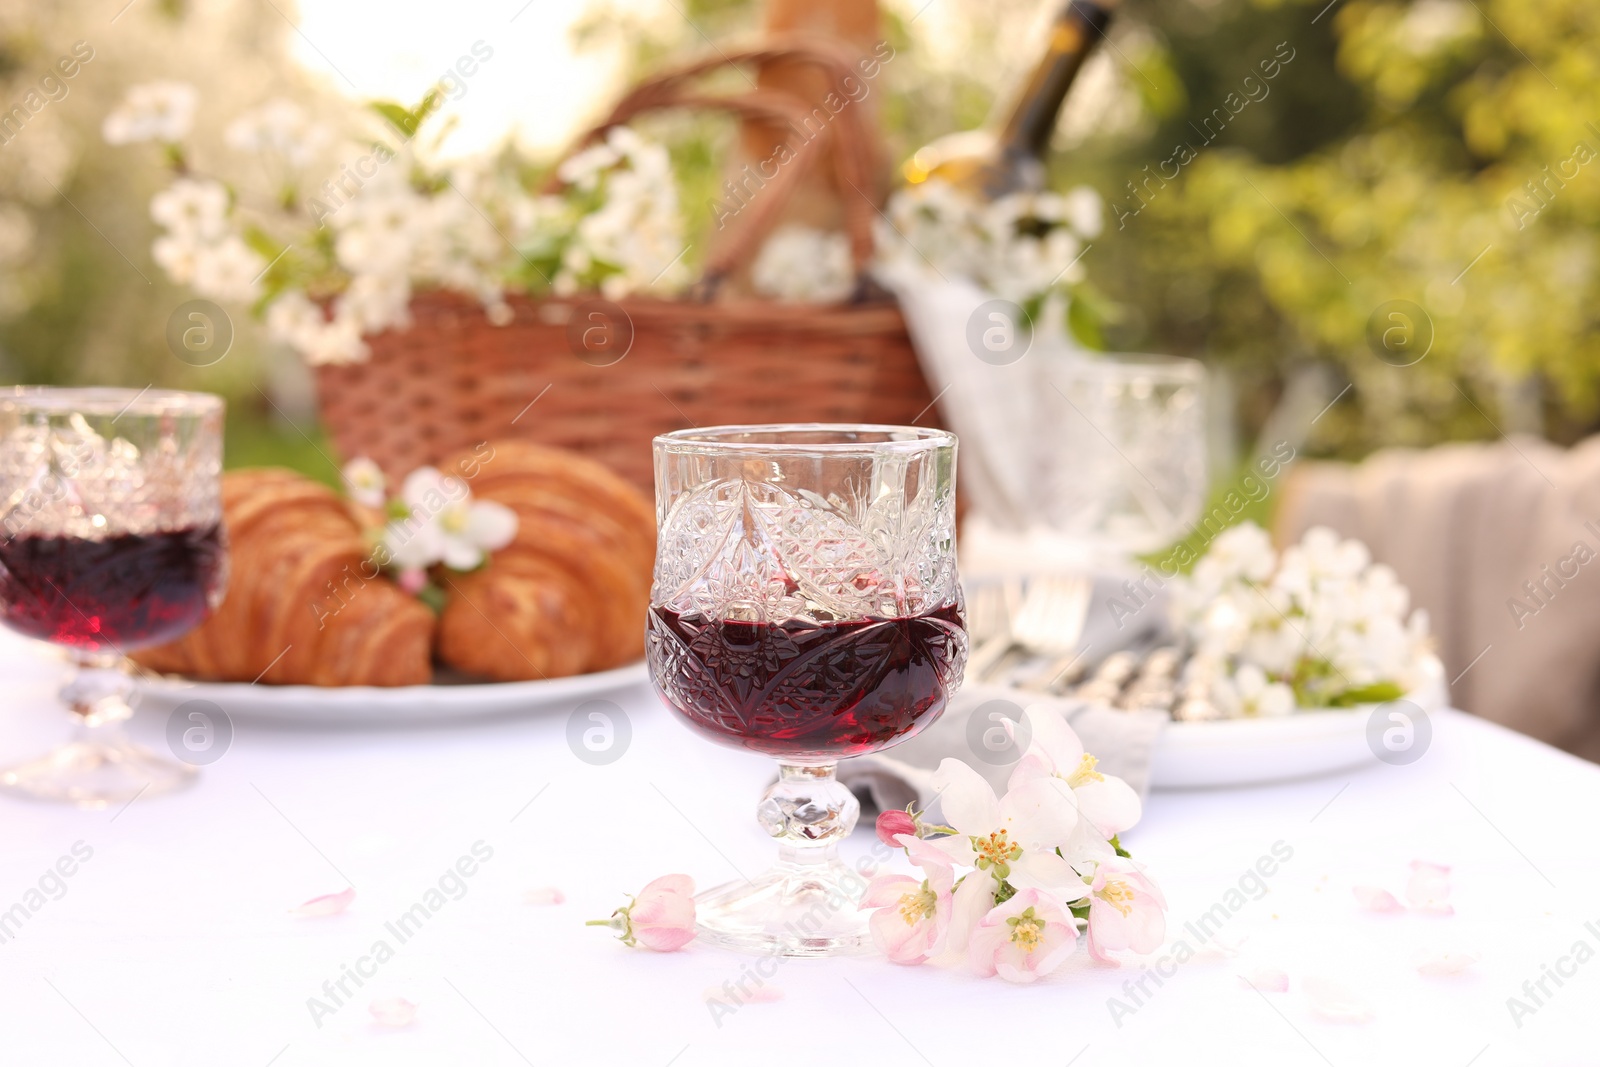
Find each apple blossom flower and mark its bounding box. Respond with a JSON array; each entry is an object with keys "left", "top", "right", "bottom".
[
  {"left": 1193, "top": 521, "right": 1278, "bottom": 593},
  {"left": 931, "top": 757, "right": 1084, "bottom": 950},
  {"left": 589, "top": 874, "right": 697, "bottom": 951},
  {"left": 967, "top": 889, "right": 1078, "bottom": 983},
  {"left": 224, "top": 99, "right": 332, "bottom": 167},
  {"left": 751, "top": 225, "right": 854, "bottom": 304},
  {"left": 369, "top": 997, "right": 418, "bottom": 1027},
  {"left": 263, "top": 295, "right": 372, "bottom": 367},
  {"left": 150, "top": 178, "right": 230, "bottom": 242},
  {"left": 1213, "top": 664, "right": 1295, "bottom": 718},
  {"left": 383, "top": 467, "right": 518, "bottom": 571},
  {"left": 860, "top": 835, "right": 955, "bottom": 964},
  {"left": 1009, "top": 705, "right": 1142, "bottom": 865},
  {"left": 1302, "top": 976, "right": 1375, "bottom": 1023},
  {"left": 558, "top": 141, "right": 623, "bottom": 189},
  {"left": 1063, "top": 185, "right": 1104, "bottom": 238},
  {"left": 1352, "top": 885, "right": 1405, "bottom": 913},
  {"left": 875, "top": 809, "right": 917, "bottom": 847},
  {"left": 337, "top": 272, "right": 413, "bottom": 336},
  {"left": 1405, "top": 860, "right": 1453, "bottom": 915},
  {"left": 291, "top": 887, "right": 355, "bottom": 918},
  {"left": 874, "top": 176, "right": 1102, "bottom": 305},
  {"left": 341, "top": 457, "right": 387, "bottom": 509},
  {"left": 265, "top": 291, "right": 325, "bottom": 347},
  {"left": 396, "top": 568, "right": 427, "bottom": 595},
  {"left": 102, "top": 81, "right": 198, "bottom": 144},
  {"left": 1084, "top": 857, "right": 1167, "bottom": 962},
  {"left": 152, "top": 235, "right": 201, "bottom": 286},
  {"left": 302, "top": 315, "right": 370, "bottom": 366},
  {"left": 191, "top": 236, "right": 266, "bottom": 304},
  {"left": 1413, "top": 947, "right": 1478, "bottom": 976}
]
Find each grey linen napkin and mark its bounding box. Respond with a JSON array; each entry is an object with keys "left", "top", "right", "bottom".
[{"left": 839, "top": 574, "right": 1173, "bottom": 817}]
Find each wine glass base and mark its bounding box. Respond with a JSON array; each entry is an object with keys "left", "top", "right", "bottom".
[
  {"left": 695, "top": 854, "right": 874, "bottom": 957},
  {"left": 0, "top": 739, "right": 196, "bottom": 809}
]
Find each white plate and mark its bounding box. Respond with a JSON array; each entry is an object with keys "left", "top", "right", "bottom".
[
  {"left": 1148, "top": 654, "right": 1449, "bottom": 790},
  {"left": 133, "top": 661, "right": 651, "bottom": 727}
]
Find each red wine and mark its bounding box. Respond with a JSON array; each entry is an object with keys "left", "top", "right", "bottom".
[
  {"left": 0, "top": 524, "right": 226, "bottom": 653},
  {"left": 648, "top": 602, "right": 966, "bottom": 761}
]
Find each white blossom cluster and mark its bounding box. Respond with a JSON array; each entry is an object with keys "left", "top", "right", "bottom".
[
  {"left": 103, "top": 84, "right": 687, "bottom": 365},
  {"left": 107, "top": 79, "right": 1101, "bottom": 356},
  {"left": 546, "top": 126, "right": 690, "bottom": 299},
  {"left": 873, "top": 178, "right": 1104, "bottom": 305},
  {"left": 102, "top": 80, "right": 198, "bottom": 146},
  {"left": 1169, "top": 522, "right": 1432, "bottom": 714},
  {"left": 750, "top": 224, "right": 855, "bottom": 304}
]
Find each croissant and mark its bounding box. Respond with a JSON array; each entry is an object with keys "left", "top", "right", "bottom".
[
  {"left": 435, "top": 441, "right": 656, "bottom": 681},
  {"left": 133, "top": 468, "right": 434, "bottom": 686}
]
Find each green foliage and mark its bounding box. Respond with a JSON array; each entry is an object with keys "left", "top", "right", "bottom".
[
  {"left": 1087, "top": 0, "right": 1600, "bottom": 455},
  {"left": 1326, "top": 680, "right": 1406, "bottom": 707},
  {"left": 1292, "top": 657, "right": 1407, "bottom": 709},
  {"left": 369, "top": 91, "right": 443, "bottom": 140}
]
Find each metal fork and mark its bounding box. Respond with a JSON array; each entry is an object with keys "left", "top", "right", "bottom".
[
  {"left": 966, "top": 574, "right": 1092, "bottom": 686},
  {"left": 1010, "top": 574, "right": 1093, "bottom": 690},
  {"left": 963, "top": 579, "right": 1022, "bottom": 682}
]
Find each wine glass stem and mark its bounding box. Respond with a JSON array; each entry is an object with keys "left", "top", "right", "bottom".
[
  {"left": 759, "top": 762, "right": 860, "bottom": 865},
  {"left": 61, "top": 650, "right": 137, "bottom": 730}
]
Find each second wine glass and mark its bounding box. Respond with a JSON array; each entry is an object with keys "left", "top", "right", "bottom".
[{"left": 0, "top": 388, "right": 227, "bottom": 807}]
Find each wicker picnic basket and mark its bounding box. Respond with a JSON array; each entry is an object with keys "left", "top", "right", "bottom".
[{"left": 314, "top": 41, "right": 941, "bottom": 494}]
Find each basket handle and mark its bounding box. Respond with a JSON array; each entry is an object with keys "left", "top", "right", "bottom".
[{"left": 547, "top": 39, "right": 883, "bottom": 292}]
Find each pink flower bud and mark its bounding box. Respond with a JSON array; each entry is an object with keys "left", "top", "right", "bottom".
[
  {"left": 626, "top": 874, "right": 697, "bottom": 952},
  {"left": 397, "top": 567, "right": 427, "bottom": 595},
  {"left": 876, "top": 809, "right": 917, "bottom": 847},
  {"left": 589, "top": 874, "right": 697, "bottom": 952}
]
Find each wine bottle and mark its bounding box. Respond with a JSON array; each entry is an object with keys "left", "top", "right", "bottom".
[{"left": 901, "top": 0, "right": 1114, "bottom": 198}]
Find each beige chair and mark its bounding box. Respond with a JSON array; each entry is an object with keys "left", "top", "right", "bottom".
[{"left": 1276, "top": 435, "right": 1600, "bottom": 763}]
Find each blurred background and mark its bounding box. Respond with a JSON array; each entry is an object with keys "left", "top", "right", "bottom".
[
  {"left": 6, "top": 0, "right": 1598, "bottom": 473},
  {"left": 3, "top": 0, "right": 1598, "bottom": 749}
]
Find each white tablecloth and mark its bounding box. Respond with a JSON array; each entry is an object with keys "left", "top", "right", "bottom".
[{"left": 0, "top": 631, "right": 1596, "bottom": 1067}]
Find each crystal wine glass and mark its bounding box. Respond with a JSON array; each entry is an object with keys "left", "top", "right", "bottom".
[
  {"left": 0, "top": 387, "right": 227, "bottom": 807},
  {"left": 647, "top": 425, "right": 966, "bottom": 956},
  {"left": 1033, "top": 351, "right": 1207, "bottom": 564}
]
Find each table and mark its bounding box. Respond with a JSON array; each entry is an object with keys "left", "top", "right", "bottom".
[{"left": 1, "top": 631, "right": 1596, "bottom": 1067}]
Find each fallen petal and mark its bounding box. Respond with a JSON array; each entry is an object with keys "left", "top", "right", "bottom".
[
  {"left": 1191, "top": 935, "right": 1246, "bottom": 963},
  {"left": 369, "top": 997, "right": 418, "bottom": 1028},
  {"left": 1303, "top": 977, "right": 1375, "bottom": 1023},
  {"left": 1414, "top": 948, "right": 1479, "bottom": 977},
  {"left": 1352, "top": 886, "right": 1404, "bottom": 913},
  {"left": 292, "top": 887, "right": 355, "bottom": 918},
  {"left": 1406, "top": 862, "right": 1453, "bottom": 912},
  {"left": 1239, "top": 967, "right": 1289, "bottom": 992},
  {"left": 524, "top": 887, "right": 566, "bottom": 906}
]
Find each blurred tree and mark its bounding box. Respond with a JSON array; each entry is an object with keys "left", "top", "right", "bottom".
[
  {"left": 0, "top": 0, "right": 339, "bottom": 476},
  {"left": 1083, "top": 0, "right": 1600, "bottom": 455}
]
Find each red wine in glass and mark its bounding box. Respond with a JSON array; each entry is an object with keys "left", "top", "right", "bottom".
[
  {"left": 0, "top": 524, "right": 227, "bottom": 653},
  {"left": 648, "top": 601, "right": 966, "bottom": 762}
]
